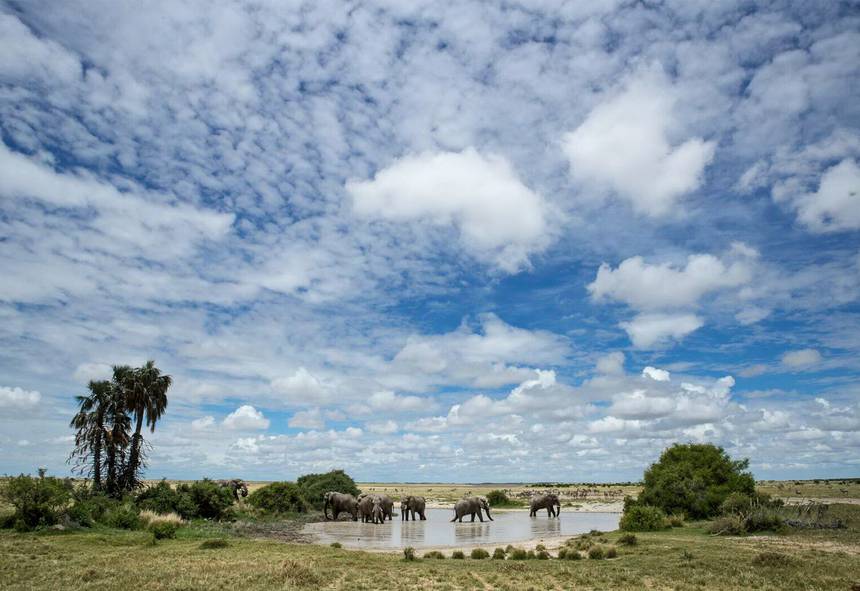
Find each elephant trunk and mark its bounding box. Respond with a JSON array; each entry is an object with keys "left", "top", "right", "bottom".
[{"left": 323, "top": 498, "right": 330, "bottom": 520}]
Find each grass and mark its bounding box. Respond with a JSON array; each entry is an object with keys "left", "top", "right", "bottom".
[{"left": 2, "top": 508, "right": 860, "bottom": 590}]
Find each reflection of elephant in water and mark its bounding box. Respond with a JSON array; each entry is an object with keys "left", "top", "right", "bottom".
[
  {"left": 451, "top": 496, "right": 493, "bottom": 522},
  {"left": 401, "top": 495, "right": 427, "bottom": 520},
  {"left": 323, "top": 491, "right": 358, "bottom": 521},
  {"left": 530, "top": 493, "right": 561, "bottom": 518},
  {"left": 358, "top": 494, "right": 384, "bottom": 524}
]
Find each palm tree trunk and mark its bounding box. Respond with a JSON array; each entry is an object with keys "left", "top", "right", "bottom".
[{"left": 124, "top": 411, "right": 144, "bottom": 490}]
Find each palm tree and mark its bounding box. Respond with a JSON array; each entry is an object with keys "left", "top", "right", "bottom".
[
  {"left": 104, "top": 368, "right": 133, "bottom": 497},
  {"left": 121, "top": 360, "right": 171, "bottom": 490},
  {"left": 68, "top": 380, "right": 112, "bottom": 488}
]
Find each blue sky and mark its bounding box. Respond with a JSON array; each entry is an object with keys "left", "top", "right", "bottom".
[{"left": 0, "top": 0, "right": 858, "bottom": 483}]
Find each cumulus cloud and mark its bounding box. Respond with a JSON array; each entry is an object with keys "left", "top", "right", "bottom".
[
  {"left": 642, "top": 366, "right": 671, "bottom": 382},
  {"left": 271, "top": 368, "right": 331, "bottom": 404},
  {"left": 562, "top": 66, "right": 716, "bottom": 216},
  {"left": 288, "top": 408, "right": 325, "bottom": 429},
  {"left": 223, "top": 405, "right": 270, "bottom": 431},
  {"left": 0, "top": 386, "right": 41, "bottom": 408},
  {"left": 621, "top": 313, "right": 704, "bottom": 349},
  {"left": 347, "top": 148, "right": 551, "bottom": 272},
  {"left": 793, "top": 159, "right": 860, "bottom": 233},
  {"left": 781, "top": 348, "right": 822, "bottom": 369},
  {"left": 368, "top": 391, "right": 427, "bottom": 413},
  {"left": 589, "top": 253, "right": 752, "bottom": 310}
]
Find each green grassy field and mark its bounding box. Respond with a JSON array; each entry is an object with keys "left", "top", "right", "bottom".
[{"left": 2, "top": 504, "right": 859, "bottom": 590}]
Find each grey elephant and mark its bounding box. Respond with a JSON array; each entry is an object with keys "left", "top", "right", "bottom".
[
  {"left": 358, "top": 494, "right": 384, "bottom": 524},
  {"left": 450, "top": 496, "right": 493, "bottom": 522},
  {"left": 218, "top": 479, "right": 249, "bottom": 501},
  {"left": 529, "top": 493, "right": 561, "bottom": 518},
  {"left": 401, "top": 495, "right": 427, "bottom": 521},
  {"left": 378, "top": 494, "right": 394, "bottom": 521},
  {"left": 323, "top": 491, "right": 359, "bottom": 521}
]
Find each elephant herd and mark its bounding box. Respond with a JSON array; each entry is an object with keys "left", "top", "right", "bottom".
[{"left": 322, "top": 491, "right": 562, "bottom": 523}]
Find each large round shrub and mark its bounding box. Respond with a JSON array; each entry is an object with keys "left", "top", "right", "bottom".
[
  {"left": 0, "top": 474, "right": 73, "bottom": 530},
  {"left": 296, "top": 470, "right": 360, "bottom": 509},
  {"left": 619, "top": 504, "right": 666, "bottom": 531},
  {"left": 486, "top": 490, "right": 509, "bottom": 506},
  {"left": 175, "top": 479, "right": 234, "bottom": 520},
  {"left": 638, "top": 443, "right": 755, "bottom": 519},
  {"left": 136, "top": 480, "right": 180, "bottom": 514},
  {"left": 247, "top": 482, "right": 308, "bottom": 513}
]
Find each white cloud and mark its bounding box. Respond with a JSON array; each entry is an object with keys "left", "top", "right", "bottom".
[
  {"left": 72, "top": 362, "right": 113, "bottom": 384},
  {"left": 367, "top": 419, "right": 398, "bottom": 434},
  {"left": 562, "top": 66, "right": 716, "bottom": 216},
  {"left": 191, "top": 416, "right": 215, "bottom": 431},
  {"left": 609, "top": 390, "right": 675, "bottom": 419},
  {"left": 595, "top": 352, "right": 625, "bottom": 375},
  {"left": 0, "top": 386, "right": 41, "bottom": 408},
  {"left": 347, "top": 148, "right": 551, "bottom": 272},
  {"left": 223, "top": 405, "right": 270, "bottom": 431},
  {"left": 589, "top": 253, "right": 752, "bottom": 310},
  {"left": 288, "top": 408, "right": 325, "bottom": 430},
  {"left": 781, "top": 348, "right": 822, "bottom": 369},
  {"left": 367, "top": 391, "right": 427, "bottom": 413},
  {"left": 271, "top": 368, "right": 330, "bottom": 404},
  {"left": 642, "top": 366, "right": 671, "bottom": 382},
  {"left": 621, "top": 313, "right": 704, "bottom": 349},
  {"left": 794, "top": 159, "right": 860, "bottom": 233}
]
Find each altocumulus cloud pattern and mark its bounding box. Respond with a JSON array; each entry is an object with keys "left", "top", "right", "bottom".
[{"left": 0, "top": 0, "right": 858, "bottom": 482}]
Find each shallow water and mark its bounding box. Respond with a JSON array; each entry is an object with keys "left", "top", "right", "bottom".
[{"left": 304, "top": 508, "right": 620, "bottom": 549}]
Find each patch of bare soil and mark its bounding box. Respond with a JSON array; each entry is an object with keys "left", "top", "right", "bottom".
[{"left": 232, "top": 514, "right": 328, "bottom": 543}]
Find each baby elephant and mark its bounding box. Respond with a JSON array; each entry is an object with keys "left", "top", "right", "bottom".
[
  {"left": 451, "top": 496, "right": 493, "bottom": 522},
  {"left": 400, "top": 495, "right": 427, "bottom": 520},
  {"left": 529, "top": 493, "right": 561, "bottom": 518}
]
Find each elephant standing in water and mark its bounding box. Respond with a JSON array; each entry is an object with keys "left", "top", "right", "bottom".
[
  {"left": 451, "top": 496, "right": 493, "bottom": 522},
  {"left": 529, "top": 493, "right": 561, "bottom": 517},
  {"left": 358, "top": 494, "right": 384, "bottom": 524},
  {"left": 401, "top": 495, "right": 427, "bottom": 520},
  {"left": 323, "top": 491, "right": 359, "bottom": 521}
]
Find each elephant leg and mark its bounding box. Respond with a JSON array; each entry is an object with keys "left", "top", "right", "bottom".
[
  {"left": 420, "top": 512, "right": 426, "bottom": 520},
  {"left": 478, "top": 512, "right": 484, "bottom": 522}
]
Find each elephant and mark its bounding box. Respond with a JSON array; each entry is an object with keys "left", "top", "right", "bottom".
[
  {"left": 529, "top": 493, "right": 561, "bottom": 518},
  {"left": 401, "top": 495, "right": 427, "bottom": 521},
  {"left": 323, "top": 491, "right": 359, "bottom": 521},
  {"left": 378, "top": 494, "right": 394, "bottom": 521},
  {"left": 450, "top": 496, "right": 493, "bottom": 522},
  {"left": 358, "top": 494, "right": 384, "bottom": 524},
  {"left": 218, "top": 479, "right": 248, "bottom": 501}
]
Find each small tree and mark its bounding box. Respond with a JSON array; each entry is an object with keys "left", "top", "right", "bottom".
[
  {"left": 486, "top": 490, "right": 510, "bottom": 506},
  {"left": 296, "top": 470, "right": 360, "bottom": 509},
  {"left": 247, "top": 482, "right": 308, "bottom": 513},
  {"left": 638, "top": 443, "right": 754, "bottom": 519}
]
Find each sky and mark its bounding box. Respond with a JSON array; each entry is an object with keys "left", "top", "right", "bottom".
[{"left": 0, "top": 0, "right": 858, "bottom": 483}]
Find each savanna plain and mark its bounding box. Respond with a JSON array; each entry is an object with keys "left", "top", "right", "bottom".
[{"left": 2, "top": 477, "right": 859, "bottom": 591}]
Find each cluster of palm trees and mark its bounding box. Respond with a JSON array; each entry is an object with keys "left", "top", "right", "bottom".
[{"left": 69, "top": 361, "right": 172, "bottom": 497}]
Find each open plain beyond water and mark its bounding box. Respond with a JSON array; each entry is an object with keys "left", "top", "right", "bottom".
[{"left": 1, "top": 480, "right": 859, "bottom": 590}]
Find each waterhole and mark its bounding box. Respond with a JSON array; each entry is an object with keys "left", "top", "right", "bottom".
[{"left": 303, "top": 508, "right": 620, "bottom": 549}]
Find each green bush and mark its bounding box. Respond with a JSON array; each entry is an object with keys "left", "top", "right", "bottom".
[
  {"left": 148, "top": 521, "right": 178, "bottom": 539},
  {"left": 403, "top": 546, "right": 416, "bottom": 561},
  {"left": 505, "top": 544, "right": 515, "bottom": 554},
  {"left": 588, "top": 546, "right": 605, "bottom": 560},
  {"left": 535, "top": 543, "right": 547, "bottom": 552},
  {"left": 330, "top": 542, "right": 342, "bottom": 548},
  {"left": 509, "top": 548, "right": 528, "bottom": 560},
  {"left": 0, "top": 474, "right": 73, "bottom": 530},
  {"left": 67, "top": 492, "right": 117, "bottom": 527},
  {"left": 451, "top": 550, "right": 465, "bottom": 559},
  {"left": 638, "top": 443, "right": 755, "bottom": 519},
  {"left": 536, "top": 550, "right": 550, "bottom": 560},
  {"left": 526, "top": 550, "right": 536, "bottom": 559},
  {"left": 565, "top": 550, "right": 582, "bottom": 560},
  {"left": 557, "top": 547, "right": 568, "bottom": 559},
  {"left": 247, "top": 482, "right": 308, "bottom": 514},
  {"left": 105, "top": 504, "right": 141, "bottom": 529},
  {"left": 486, "top": 489, "right": 510, "bottom": 506},
  {"left": 136, "top": 480, "right": 180, "bottom": 515},
  {"left": 492, "top": 548, "right": 506, "bottom": 559},
  {"left": 617, "top": 533, "right": 637, "bottom": 546},
  {"left": 744, "top": 507, "right": 784, "bottom": 533},
  {"left": 175, "top": 480, "right": 234, "bottom": 520},
  {"left": 296, "top": 470, "right": 360, "bottom": 510},
  {"left": 199, "top": 538, "right": 229, "bottom": 549},
  {"left": 620, "top": 504, "right": 666, "bottom": 532},
  {"left": 470, "top": 548, "right": 489, "bottom": 559},
  {"left": 423, "top": 550, "right": 446, "bottom": 559}
]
